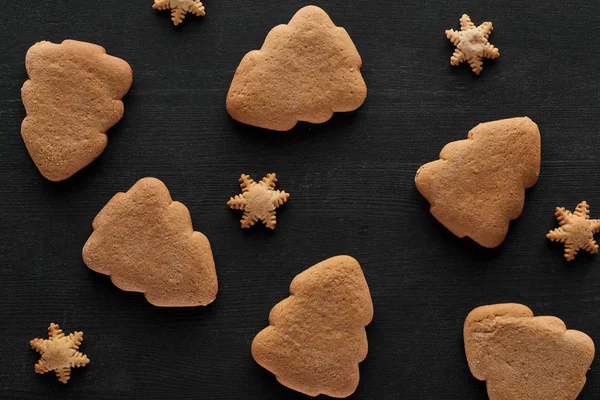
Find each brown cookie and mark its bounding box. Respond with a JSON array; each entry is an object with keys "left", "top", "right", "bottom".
[
  {"left": 464, "top": 303, "right": 594, "bottom": 400},
  {"left": 21, "top": 40, "right": 133, "bottom": 181},
  {"left": 30, "top": 323, "right": 90, "bottom": 384},
  {"left": 415, "top": 117, "right": 541, "bottom": 247},
  {"left": 226, "top": 5, "right": 367, "bottom": 131},
  {"left": 547, "top": 201, "right": 600, "bottom": 261},
  {"left": 82, "top": 177, "right": 218, "bottom": 307},
  {"left": 227, "top": 173, "right": 290, "bottom": 229},
  {"left": 252, "top": 255, "right": 373, "bottom": 398}
]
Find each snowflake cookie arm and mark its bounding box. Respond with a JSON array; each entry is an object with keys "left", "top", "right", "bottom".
[
  {"left": 241, "top": 211, "right": 259, "bottom": 228},
  {"left": 227, "top": 195, "right": 248, "bottom": 210},
  {"left": 70, "top": 352, "right": 90, "bottom": 368},
  {"left": 547, "top": 227, "right": 568, "bottom": 243},
  {"left": 468, "top": 57, "right": 484, "bottom": 76},
  {"left": 483, "top": 43, "right": 500, "bottom": 59},
  {"left": 261, "top": 173, "right": 278, "bottom": 189},
  {"left": 189, "top": 0, "right": 206, "bottom": 17},
  {"left": 554, "top": 207, "right": 572, "bottom": 226},
  {"left": 445, "top": 29, "right": 461, "bottom": 46},
  {"left": 564, "top": 244, "right": 579, "bottom": 261},
  {"left": 171, "top": 7, "right": 187, "bottom": 25},
  {"left": 239, "top": 174, "right": 255, "bottom": 192},
  {"left": 574, "top": 201, "right": 590, "bottom": 219},
  {"left": 450, "top": 49, "right": 466, "bottom": 66},
  {"left": 261, "top": 212, "right": 278, "bottom": 230},
  {"left": 34, "top": 359, "right": 52, "bottom": 374},
  {"left": 460, "top": 14, "right": 476, "bottom": 30},
  {"left": 48, "top": 323, "right": 64, "bottom": 339},
  {"left": 479, "top": 21, "right": 494, "bottom": 38},
  {"left": 56, "top": 366, "right": 72, "bottom": 384},
  {"left": 68, "top": 331, "right": 84, "bottom": 348},
  {"left": 590, "top": 219, "right": 600, "bottom": 234},
  {"left": 272, "top": 190, "right": 290, "bottom": 207},
  {"left": 30, "top": 338, "right": 47, "bottom": 353},
  {"left": 152, "top": 0, "right": 169, "bottom": 10}
]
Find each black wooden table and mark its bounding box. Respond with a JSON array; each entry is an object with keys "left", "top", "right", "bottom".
[{"left": 1, "top": 1, "right": 599, "bottom": 398}]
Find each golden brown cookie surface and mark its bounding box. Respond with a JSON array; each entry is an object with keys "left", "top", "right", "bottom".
[
  {"left": 82, "top": 177, "right": 217, "bottom": 307},
  {"left": 226, "top": 5, "right": 367, "bottom": 131},
  {"left": 30, "top": 323, "right": 90, "bottom": 384},
  {"left": 227, "top": 173, "right": 290, "bottom": 229},
  {"left": 446, "top": 14, "right": 500, "bottom": 75},
  {"left": 153, "top": 0, "right": 205, "bottom": 26},
  {"left": 464, "top": 303, "right": 594, "bottom": 400},
  {"left": 21, "top": 40, "right": 132, "bottom": 181},
  {"left": 547, "top": 201, "right": 600, "bottom": 261},
  {"left": 415, "top": 117, "right": 541, "bottom": 248},
  {"left": 252, "top": 255, "right": 373, "bottom": 398}
]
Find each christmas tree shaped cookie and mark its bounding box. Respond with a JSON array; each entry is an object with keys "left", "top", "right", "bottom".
[
  {"left": 226, "top": 5, "right": 367, "bottom": 131},
  {"left": 464, "top": 304, "right": 594, "bottom": 399},
  {"left": 252, "top": 256, "right": 373, "bottom": 398},
  {"left": 83, "top": 177, "right": 217, "bottom": 307},
  {"left": 415, "top": 117, "right": 541, "bottom": 247},
  {"left": 21, "top": 40, "right": 132, "bottom": 181}
]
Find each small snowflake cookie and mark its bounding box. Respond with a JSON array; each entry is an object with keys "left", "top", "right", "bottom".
[
  {"left": 227, "top": 173, "right": 290, "bottom": 229},
  {"left": 153, "top": 0, "right": 206, "bottom": 26},
  {"left": 30, "top": 323, "right": 90, "bottom": 384},
  {"left": 445, "top": 14, "right": 500, "bottom": 75},
  {"left": 547, "top": 201, "right": 600, "bottom": 260}
]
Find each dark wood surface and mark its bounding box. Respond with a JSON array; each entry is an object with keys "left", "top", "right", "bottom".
[{"left": 1, "top": 0, "right": 599, "bottom": 398}]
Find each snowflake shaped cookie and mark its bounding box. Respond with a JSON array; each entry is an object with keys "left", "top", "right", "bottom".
[
  {"left": 30, "top": 323, "right": 90, "bottom": 384},
  {"left": 445, "top": 14, "right": 500, "bottom": 75},
  {"left": 228, "top": 173, "right": 290, "bottom": 229},
  {"left": 153, "top": 0, "right": 205, "bottom": 26},
  {"left": 547, "top": 201, "right": 600, "bottom": 261}
]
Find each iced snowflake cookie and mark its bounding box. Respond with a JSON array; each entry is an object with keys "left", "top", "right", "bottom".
[
  {"left": 30, "top": 323, "right": 90, "bottom": 384},
  {"left": 415, "top": 117, "right": 541, "bottom": 248},
  {"left": 547, "top": 201, "right": 600, "bottom": 261},
  {"left": 226, "top": 6, "right": 367, "bottom": 131},
  {"left": 252, "top": 256, "right": 373, "bottom": 398},
  {"left": 153, "top": 0, "right": 205, "bottom": 26},
  {"left": 446, "top": 14, "right": 500, "bottom": 75},
  {"left": 464, "top": 304, "right": 594, "bottom": 400},
  {"left": 21, "top": 40, "right": 132, "bottom": 181},
  {"left": 227, "top": 173, "right": 290, "bottom": 229},
  {"left": 83, "top": 177, "right": 218, "bottom": 307}
]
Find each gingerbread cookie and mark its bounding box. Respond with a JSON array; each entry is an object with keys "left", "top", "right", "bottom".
[
  {"left": 464, "top": 303, "right": 594, "bottom": 400},
  {"left": 547, "top": 201, "right": 600, "bottom": 260},
  {"left": 153, "top": 0, "right": 205, "bottom": 25},
  {"left": 21, "top": 40, "right": 132, "bottom": 181},
  {"left": 415, "top": 117, "right": 541, "bottom": 248},
  {"left": 30, "top": 323, "right": 90, "bottom": 384},
  {"left": 227, "top": 173, "right": 290, "bottom": 229},
  {"left": 446, "top": 14, "right": 500, "bottom": 75},
  {"left": 83, "top": 177, "right": 218, "bottom": 307},
  {"left": 226, "top": 5, "right": 367, "bottom": 131},
  {"left": 252, "top": 256, "right": 373, "bottom": 398}
]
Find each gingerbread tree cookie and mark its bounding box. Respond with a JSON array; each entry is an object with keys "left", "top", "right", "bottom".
[
  {"left": 227, "top": 6, "right": 367, "bottom": 131},
  {"left": 83, "top": 177, "right": 218, "bottom": 307},
  {"left": 252, "top": 256, "right": 373, "bottom": 398},
  {"left": 227, "top": 173, "right": 290, "bottom": 229},
  {"left": 464, "top": 304, "right": 594, "bottom": 400},
  {"left": 415, "top": 117, "right": 541, "bottom": 248},
  {"left": 21, "top": 40, "right": 132, "bottom": 181},
  {"left": 547, "top": 201, "right": 600, "bottom": 260},
  {"left": 30, "top": 323, "right": 90, "bottom": 384},
  {"left": 446, "top": 14, "right": 500, "bottom": 75}
]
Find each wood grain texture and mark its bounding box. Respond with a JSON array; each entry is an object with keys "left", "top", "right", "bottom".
[{"left": 0, "top": 0, "right": 599, "bottom": 398}]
